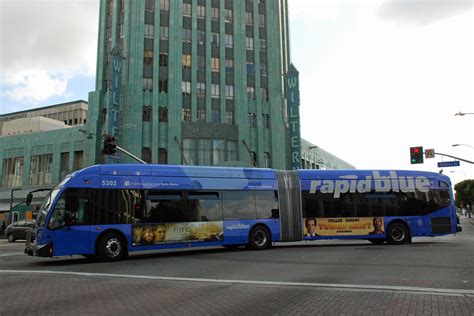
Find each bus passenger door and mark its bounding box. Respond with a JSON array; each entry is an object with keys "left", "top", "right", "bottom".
[{"left": 49, "top": 192, "right": 91, "bottom": 256}]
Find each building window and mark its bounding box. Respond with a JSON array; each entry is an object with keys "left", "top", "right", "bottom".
[
  {"left": 211, "top": 57, "right": 220, "bottom": 72},
  {"left": 159, "top": 53, "right": 168, "bottom": 66},
  {"left": 228, "top": 140, "right": 238, "bottom": 161},
  {"left": 182, "top": 81, "right": 191, "bottom": 96},
  {"left": 2, "top": 157, "right": 24, "bottom": 187},
  {"left": 143, "top": 78, "right": 153, "bottom": 91},
  {"left": 158, "top": 80, "right": 168, "bottom": 93},
  {"left": 29, "top": 154, "right": 53, "bottom": 186},
  {"left": 160, "top": 26, "right": 169, "bottom": 40},
  {"left": 74, "top": 151, "right": 83, "bottom": 171},
  {"left": 259, "top": 14, "right": 265, "bottom": 27},
  {"left": 197, "top": 82, "right": 206, "bottom": 97},
  {"left": 225, "top": 34, "right": 233, "bottom": 48},
  {"left": 144, "top": 24, "right": 154, "bottom": 38},
  {"left": 261, "top": 88, "right": 268, "bottom": 101},
  {"left": 226, "top": 85, "right": 234, "bottom": 100},
  {"left": 246, "top": 61, "right": 254, "bottom": 75},
  {"left": 59, "top": 153, "right": 69, "bottom": 180},
  {"left": 211, "top": 84, "right": 220, "bottom": 98},
  {"left": 197, "top": 5, "right": 206, "bottom": 18},
  {"left": 158, "top": 148, "right": 167, "bottom": 164},
  {"left": 198, "top": 56, "right": 206, "bottom": 70},
  {"left": 182, "top": 138, "right": 196, "bottom": 165},
  {"left": 211, "top": 7, "right": 219, "bottom": 20},
  {"left": 198, "top": 31, "right": 206, "bottom": 45},
  {"left": 182, "top": 54, "right": 192, "bottom": 69},
  {"left": 145, "top": 0, "right": 155, "bottom": 11},
  {"left": 248, "top": 112, "right": 256, "bottom": 128},
  {"left": 225, "top": 59, "right": 234, "bottom": 73},
  {"left": 211, "top": 32, "right": 219, "bottom": 46},
  {"left": 159, "top": 107, "right": 168, "bottom": 122},
  {"left": 160, "top": 0, "right": 170, "bottom": 12},
  {"left": 183, "top": 29, "right": 192, "bottom": 43},
  {"left": 247, "top": 86, "right": 255, "bottom": 99},
  {"left": 182, "top": 108, "right": 191, "bottom": 122},
  {"left": 197, "top": 109, "right": 206, "bottom": 122},
  {"left": 260, "top": 38, "right": 266, "bottom": 51},
  {"left": 182, "top": 3, "right": 192, "bottom": 16},
  {"left": 225, "top": 111, "right": 234, "bottom": 125},
  {"left": 225, "top": 9, "right": 233, "bottom": 23},
  {"left": 246, "top": 37, "right": 254, "bottom": 50},
  {"left": 260, "top": 63, "right": 267, "bottom": 77},
  {"left": 246, "top": 12, "right": 253, "bottom": 25},
  {"left": 262, "top": 113, "right": 270, "bottom": 128},
  {"left": 212, "top": 110, "right": 220, "bottom": 123},
  {"left": 142, "top": 147, "right": 152, "bottom": 163},
  {"left": 264, "top": 152, "right": 271, "bottom": 168},
  {"left": 143, "top": 105, "right": 152, "bottom": 122}
]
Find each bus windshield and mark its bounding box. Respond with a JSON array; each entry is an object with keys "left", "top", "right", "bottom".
[{"left": 36, "top": 188, "right": 60, "bottom": 228}]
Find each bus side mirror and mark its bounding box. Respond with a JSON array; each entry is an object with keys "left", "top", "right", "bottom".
[{"left": 26, "top": 193, "right": 33, "bottom": 206}]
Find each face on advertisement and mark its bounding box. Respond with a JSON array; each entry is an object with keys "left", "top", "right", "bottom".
[
  {"left": 372, "top": 217, "right": 384, "bottom": 234},
  {"left": 305, "top": 218, "right": 317, "bottom": 234},
  {"left": 154, "top": 225, "right": 167, "bottom": 242},
  {"left": 141, "top": 227, "right": 154, "bottom": 243}
]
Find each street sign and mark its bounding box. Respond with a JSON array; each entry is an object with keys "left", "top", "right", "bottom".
[
  {"left": 437, "top": 161, "right": 460, "bottom": 167},
  {"left": 425, "top": 149, "right": 435, "bottom": 158}
]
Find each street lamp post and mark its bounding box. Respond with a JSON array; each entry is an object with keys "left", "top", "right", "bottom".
[
  {"left": 452, "top": 144, "right": 474, "bottom": 150},
  {"left": 454, "top": 112, "right": 474, "bottom": 116}
]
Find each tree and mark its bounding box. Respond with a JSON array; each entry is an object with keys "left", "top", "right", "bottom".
[{"left": 454, "top": 179, "right": 474, "bottom": 218}]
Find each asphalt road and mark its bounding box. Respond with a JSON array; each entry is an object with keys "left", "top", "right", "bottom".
[{"left": 1, "top": 218, "right": 473, "bottom": 315}]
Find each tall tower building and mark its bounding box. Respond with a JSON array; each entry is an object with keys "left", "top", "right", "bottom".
[{"left": 87, "top": 0, "right": 292, "bottom": 169}]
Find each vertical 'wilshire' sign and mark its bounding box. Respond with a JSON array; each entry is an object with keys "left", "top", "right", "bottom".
[
  {"left": 285, "top": 64, "right": 301, "bottom": 170},
  {"left": 107, "top": 46, "right": 122, "bottom": 162}
]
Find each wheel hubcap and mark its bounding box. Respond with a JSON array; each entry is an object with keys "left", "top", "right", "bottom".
[
  {"left": 254, "top": 230, "right": 267, "bottom": 247},
  {"left": 391, "top": 227, "right": 405, "bottom": 242},
  {"left": 105, "top": 238, "right": 121, "bottom": 258}
]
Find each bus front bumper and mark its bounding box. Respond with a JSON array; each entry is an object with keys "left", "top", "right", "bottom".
[{"left": 25, "top": 241, "right": 53, "bottom": 257}]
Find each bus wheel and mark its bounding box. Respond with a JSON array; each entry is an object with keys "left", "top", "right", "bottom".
[
  {"left": 97, "top": 232, "right": 127, "bottom": 261},
  {"left": 248, "top": 226, "right": 271, "bottom": 250},
  {"left": 368, "top": 238, "right": 386, "bottom": 245},
  {"left": 387, "top": 222, "right": 409, "bottom": 245}
]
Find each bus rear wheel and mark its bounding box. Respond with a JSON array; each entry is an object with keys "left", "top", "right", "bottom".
[
  {"left": 387, "top": 222, "right": 410, "bottom": 245},
  {"left": 248, "top": 226, "right": 271, "bottom": 250},
  {"left": 97, "top": 232, "right": 127, "bottom": 261}
]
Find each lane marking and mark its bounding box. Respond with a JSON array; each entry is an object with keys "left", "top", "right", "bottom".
[{"left": 1, "top": 269, "right": 473, "bottom": 297}]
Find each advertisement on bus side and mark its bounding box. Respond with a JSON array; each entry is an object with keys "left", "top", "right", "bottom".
[
  {"left": 132, "top": 221, "right": 224, "bottom": 246},
  {"left": 303, "top": 217, "right": 384, "bottom": 237}
]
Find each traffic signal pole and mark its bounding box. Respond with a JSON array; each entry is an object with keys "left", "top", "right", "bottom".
[
  {"left": 115, "top": 146, "right": 147, "bottom": 164},
  {"left": 431, "top": 152, "right": 474, "bottom": 164}
]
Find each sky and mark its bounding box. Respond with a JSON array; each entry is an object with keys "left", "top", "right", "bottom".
[{"left": 0, "top": 0, "right": 472, "bottom": 186}]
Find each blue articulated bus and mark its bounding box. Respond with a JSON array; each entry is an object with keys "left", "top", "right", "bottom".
[{"left": 26, "top": 164, "right": 461, "bottom": 261}]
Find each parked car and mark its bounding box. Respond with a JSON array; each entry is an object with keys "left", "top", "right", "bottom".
[{"left": 4, "top": 220, "right": 35, "bottom": 242}]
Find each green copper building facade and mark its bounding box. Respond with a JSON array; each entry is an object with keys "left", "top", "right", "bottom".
[{"left": 86, "top": 0, "right": 292, "bottom": 169}]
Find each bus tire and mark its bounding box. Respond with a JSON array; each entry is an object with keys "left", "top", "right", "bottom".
[
  {"left": 368, "top": 238, "right": 386, "bottom": 245},
  {"left": 97, "top": 232, "right": 127, "bottom": 261},
  {"left": 387, "top": 222, "right": 410, "bottom": 245},
  {"left": 248, "top": 226, "right": 271, "bottom": 250}
]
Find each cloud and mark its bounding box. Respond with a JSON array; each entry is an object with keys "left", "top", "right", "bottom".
[
  {"left": 377, "top": 0, "right": 472, "bottom": 25},
  {"left": 0, "top": 0, "right": 99, "bottom": 105},
  {"left": 3, "top": 70, "right": 67, "bottom": 103}
]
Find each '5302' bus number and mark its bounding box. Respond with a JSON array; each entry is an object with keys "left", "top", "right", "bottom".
[{"left": 102, "top": 180, "right": 117, "bottom": 187}]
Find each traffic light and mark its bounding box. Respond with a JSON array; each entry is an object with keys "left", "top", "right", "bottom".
[
  {"left": 102, "top": 134, "right": 117, "bottom": 155},
  {"left": 410, "top": 146, "right": 424, "bottom": 164}
]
